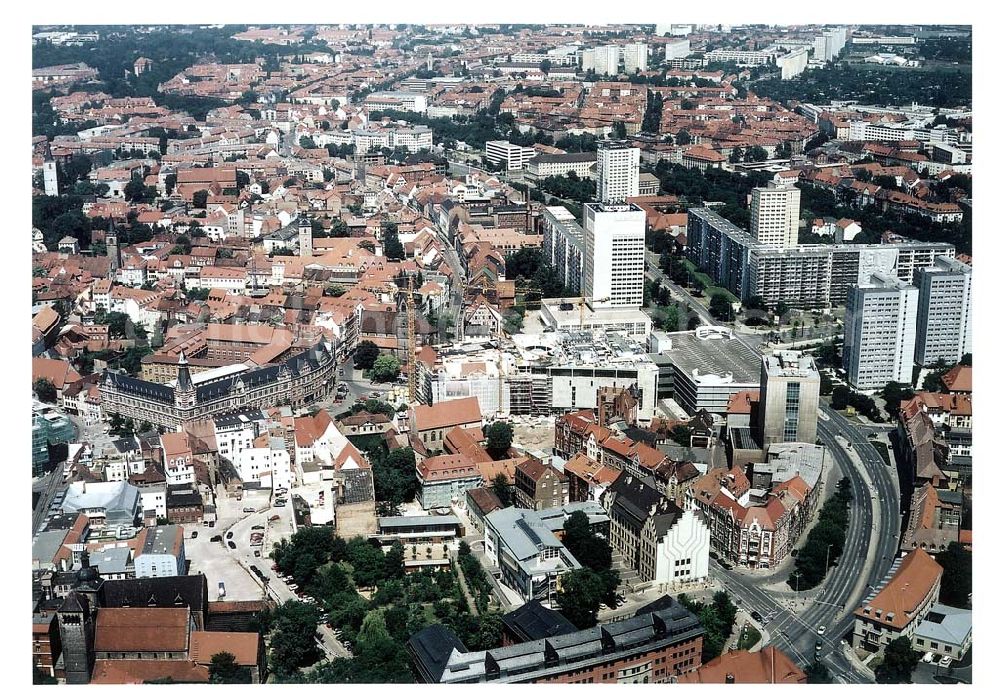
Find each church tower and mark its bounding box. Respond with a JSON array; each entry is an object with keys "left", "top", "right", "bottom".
[
  {"left": 106, "top": 220, "right": 121, "bottom": 278},
  {"left": 43, "top": 143, "right": 60, "bottom": 197},
  {"left": 174, "top": 350, "right": 196, "bottom": 414},
  {"left": 298, "top": 216, "right": 313, "bottom": 258}
]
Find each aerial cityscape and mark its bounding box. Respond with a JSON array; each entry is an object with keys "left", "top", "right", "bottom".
[{"left": 30, "top": 22, "right": 973, "bottom": 685}]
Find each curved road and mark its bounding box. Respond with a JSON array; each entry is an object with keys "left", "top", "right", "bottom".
[
  {"left": 712, "top": 403, "right": 901, "bottom": 682},
  {"left": 641, "top": 252, "right": 903, "bottom": 680}
]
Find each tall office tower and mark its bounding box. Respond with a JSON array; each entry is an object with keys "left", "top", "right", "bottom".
[
  {"left": 582, "top": 202, "right": 647, "bottom": 309},
  {"left": 759, "top": 351, "right": 821, "bottom": 447},
  {"left": 596, "top": 142, "right": 640, "bottom": 204},
  {"left": 751, "top": 182, "right": 801, "bottom": 248},
  {"left": 914, "top": 256, "right": 972, "bottom": 366},
  {"left": 623, "top": 42, "right": 648, "bottom": 74},
  {"left": 843, "top": 272, "right": 919, "bottom": 390}
]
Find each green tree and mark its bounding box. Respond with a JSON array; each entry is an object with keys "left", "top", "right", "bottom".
[
  {"left": 382, "top": 221, "right": 405, "bottom": 260},
  {"left": 345, "top": 538, "right": 386, "bottom": 587},
  {"left": 358, "top": 609, "right": 390, "bottom": 647},
  {"left": 373, "top": 448, "right": 418, "bottom": 507},
  {"left": 485, "top": 421, "right": 513, "bottom": 458},
  {"left": 936, "top": 542, "right": 972, "bottom": 608},
  {"left": 370, "top": 354, "right": 401, "bottom": 383},
  {"left": 744, "top": 145, "right": 768, "bottom": 162},
  {"left": 491, "top": 473, "right": 514, "bottom": 507},
  {"left": 354, "top": 340, "right": 380, "bottom": 370},
  {"left": 881, "top": 381, "right": 915, "bottom": 415},
  {"left": 556, "top": 568, "right": 607, "bottom": 629},
  {"left": 209, "top": 651, "right": 251, "bottom": 684},
  {"left": 192, "top": 190, "right": 208, "bottom": 209},
  {"left": 268, "top": 601, "right": 322, "bottom": 677},
  {"left": 805, "top": 661, "right": 832, "bottom": 684},
  {"left": 831, "top": 385, "right": 850, "bottom": 410},
  {"left": 875, "top": 636, "right": 921, "bottom": 684},
  {"left": 33, "top": 377, "right": 57, "bottom": 403},
  {"left": 676, "top": 129, "right": 692, "bottom": 146}
]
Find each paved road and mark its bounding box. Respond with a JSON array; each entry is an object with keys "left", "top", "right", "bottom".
[
  {"left": 644, "top": 249, "right": 717, "bottom": 327},
  {"left": 32, "top": 461, "right": 66, "bottom": 534},
  {"left": 641, "top": 251, "right": 903, "bottom": 680},
  {"left": 712, "top": 404, "right": 901, "bottom": 682}
]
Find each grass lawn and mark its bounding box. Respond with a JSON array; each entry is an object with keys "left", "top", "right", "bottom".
[
  {"left": 737, "top": 623, "right": 762, "bottom": 650},
  {"left": 871, "top": 441, "right": 891, "bottom": 466},
  {"left": 679, "top": 258, "right": 739, "bottom": 303}
]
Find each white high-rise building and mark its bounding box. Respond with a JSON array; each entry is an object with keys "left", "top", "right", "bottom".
[
  {"left": 843, "top": 272, "right": 919, "bottom": 390},
  {"left": 583, "top": 202, "right": 647, "bottom": 309},
  {"left": 581, "top": 45, "right": 621, "bottom": 75},
  {"left": 596, "top": 142, "right": 640, "bottom": 204},
  {"left": 623, "top": 42, "right": 648, "bottom": 74},
  {"left": 914, "top": 257, "right": 972, "bottom": 366},
  {"left": 751, "top": 182, "right": 801, "bottom": 249}
]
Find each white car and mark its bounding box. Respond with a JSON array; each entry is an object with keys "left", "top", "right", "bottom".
[
  {"left": 940, "top": 656, "right": 953, "bottom": 668},
  {"left": 817, "top": 626, "right": 827, "bottom": 636},
  {"left": 922, "top": 651, "right": 935, "bottom": 664}
]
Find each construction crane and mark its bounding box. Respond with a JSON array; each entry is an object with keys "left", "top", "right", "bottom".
[{"left": 406, "top": 274, "right": 418, "bottom": 404}]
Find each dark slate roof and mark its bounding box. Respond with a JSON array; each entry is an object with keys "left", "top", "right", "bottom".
[
  {"left": 608, "top": 473, "right": 663, "bottom": 533},
  {"left": 532, "top": 152, "right": 597, "bottom": 164},
  {"left": 196, "top": 339, "right": 331, "bottom": 403},
  {"left": 103, "top": 370, "right": 174, "bottom": 403},
  {"left": 99, "top": 574, "right": 209, "bottom": 615},
  {"left": 501, "top": 600, "right": 577, "bottom": 643},
  {"left": 407, "top": 623, "right": 468, "bottom": 683},
  {"left": 112, "top": 437, "right": 139, "bottom": 453},
  {"left": 166, "top": 483, "right": 203, "bottom": 509}
]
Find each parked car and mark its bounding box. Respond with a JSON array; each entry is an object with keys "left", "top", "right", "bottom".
[
  {"left": 940, "top": 656, "right": 953, "bottom": 668},
  {"left": 817, "top": 626, "right": 826, "bottom": 636},
  {"left": 254, "top": 550, "right": 261, "bottom": 558},
  {"left": 750, "top": 611, "right": 763, "bottom": 622},
  {"left": 228, "top": 541, "right": 237, "bottom": 549},
  {"left": 210, "top": 535, "right": 223, "bottom": 542},
  {"left": 243, "top": 507, "right": 256, "bottom": 513},
  {"left": 226, "top": 531, "right": 234, "bottom": 539},
  {"left": 269, "top": 515, "right": 280, "bottom": 521},
  {"left": 922, "top": 652, "right": 935, "bottom": 664},
  {"left": 815, "top": 640, "right": 823, "bottom": 652},
  {"left": 191, "top": 531, "right": 198, "bottom": 539},
  {"left": 252, "top": 525, "right": 264, "bottom": 531}
]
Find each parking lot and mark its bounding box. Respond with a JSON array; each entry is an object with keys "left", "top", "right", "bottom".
[{"left": 185, "top": 486, "right": 297, "bottom": 602}]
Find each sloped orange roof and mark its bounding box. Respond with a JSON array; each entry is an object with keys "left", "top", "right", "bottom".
[
  {"left": 189, "top": 631, "right": 259, "bottom": 666},
  {"left": 940, "top": 365, "right": 972, "bottom": 394},
  {"left": 677, "top": 646, "right": 806, "bottom": 684},
  {"left": 411, "top": 397, "right": 482, "bottom": 432},
  {"left": 854, "top": 548, "right": 942, "bottom": 628}
]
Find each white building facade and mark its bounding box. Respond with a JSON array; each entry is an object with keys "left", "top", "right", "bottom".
[{"left": 844, "top": 272, "right": 919, "bottom": 390}]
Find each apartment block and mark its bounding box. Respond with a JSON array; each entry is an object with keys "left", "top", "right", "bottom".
[
  {"left": 541, "top": 206, "right": 586, "bottom": 296},
  {"left": 750, "top": 182, "right": 800, "bottom": 248},
  {"left": 843, "top": 272, "right": 919, "bottom": 390},
  {"left": 914, "top": 257, "right": 972, "bottom": 366},
  {"left": 596, "top": 142, "right": 640, "bottom": 204}
]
